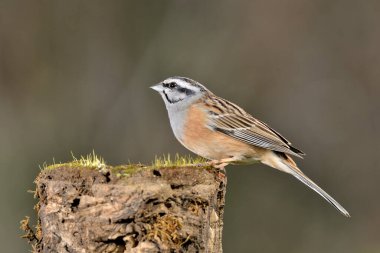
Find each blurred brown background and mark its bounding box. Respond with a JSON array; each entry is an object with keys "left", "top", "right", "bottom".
[{"left": 1, "top": 1, "right": 379, "bottom": 252}]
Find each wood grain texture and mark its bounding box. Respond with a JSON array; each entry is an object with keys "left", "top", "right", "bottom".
[{"left": 35, "top": 165, "right": 226, "bottom": 253}]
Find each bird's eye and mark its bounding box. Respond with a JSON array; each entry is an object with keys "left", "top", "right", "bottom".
[{"left": 169, "top": 82, "right": 176, "bottom": 88}]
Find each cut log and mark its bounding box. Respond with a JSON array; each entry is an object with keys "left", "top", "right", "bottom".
[{"left": 33, "top": 163, "right": 226, "bottom": 253}]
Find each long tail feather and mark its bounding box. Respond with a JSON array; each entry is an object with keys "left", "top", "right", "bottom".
[
  {"left": 263, "top": 152, "right": 350, "bottom": 217},
  {"left": 285, "top": 164, "right": 350, "bottom": 217}
]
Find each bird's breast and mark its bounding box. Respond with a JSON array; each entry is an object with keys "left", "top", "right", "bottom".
[{"left": 177, "top": 104, "right": 263, "bottom": 161}]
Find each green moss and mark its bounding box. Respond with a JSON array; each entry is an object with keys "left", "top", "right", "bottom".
[
  {"left": 40, "top": 152, "right": 211, "bottom": 178},
  {"left": 41, "top": 151, "right": 106, "bottom": 171},
  {"left": 152, "top": 153, "right": 208, "bottom": 168},
  {"left": 110, "top": 164, "right": 146, "bottom": 178}
]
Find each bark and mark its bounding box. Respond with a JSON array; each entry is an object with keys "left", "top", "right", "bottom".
[{"left": 34, "top": 164, "right": 226, "bottom": 253}]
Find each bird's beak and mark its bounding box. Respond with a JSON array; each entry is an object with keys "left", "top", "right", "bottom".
[{"left": 150, "top": 83, "right": 163, "bottom": 92}]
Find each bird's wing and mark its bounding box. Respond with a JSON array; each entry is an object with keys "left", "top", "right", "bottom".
[{"left": 204, "top": 96, "right": 305, "bottom": 158}]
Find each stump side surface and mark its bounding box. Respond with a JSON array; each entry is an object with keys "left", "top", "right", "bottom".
[{"left": 36, "top": 165, "right": 226, "bottom": 253}]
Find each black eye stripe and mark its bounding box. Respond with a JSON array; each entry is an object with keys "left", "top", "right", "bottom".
[
  {"left": 178, "top": 87, "right": 195, "bottom": 95},
  {"left": 162, "top": 80, "right": 196, "bottom": 96}
]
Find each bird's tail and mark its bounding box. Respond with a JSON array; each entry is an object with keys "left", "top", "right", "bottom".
[{"left": 262, "top": 152, "right": 350, "bottom": 217}]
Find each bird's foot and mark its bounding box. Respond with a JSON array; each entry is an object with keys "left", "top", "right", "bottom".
[
  {"left": 195, "top": 160, "right": 227, "bottom": 180},
  {"left": 199, "top": 160, "right": 226, "bottom": 168}
]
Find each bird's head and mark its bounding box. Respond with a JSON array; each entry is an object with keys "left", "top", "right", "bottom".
[{"left": 151, "top": 76, "right": 210, "bottom": 108}]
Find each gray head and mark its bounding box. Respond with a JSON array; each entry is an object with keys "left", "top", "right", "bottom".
[{"left": 150, "top": 76, "right": 210, "bottom": 109}]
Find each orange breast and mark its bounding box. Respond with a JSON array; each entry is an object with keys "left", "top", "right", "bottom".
[{"left": 182, "top": 103, "right": 262, "bottom": 160}]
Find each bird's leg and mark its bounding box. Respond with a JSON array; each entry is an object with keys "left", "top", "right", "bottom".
[
  {"left": 211, "top": 162, "right": 229, "bottom": 169},
  {"left": 208, "top": 158, "right": 236, "bottom": 180},
  {"left": 208, "top": 157, "right": 238, "bottom": 168},
  {"left": 196, "top": 157, "right": 237, "bottom": 169},
  {"left": 196, "top": 158, "right": 236, "bottom": 180}
]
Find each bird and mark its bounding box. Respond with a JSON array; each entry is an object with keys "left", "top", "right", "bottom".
[{"left": 151, "top": 76, "right": 350, "bottom": 217}]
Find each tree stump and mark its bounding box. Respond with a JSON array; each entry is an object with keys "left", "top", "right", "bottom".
[{"left": 33, "top": 163, "right": 226, "bottom": 253}]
